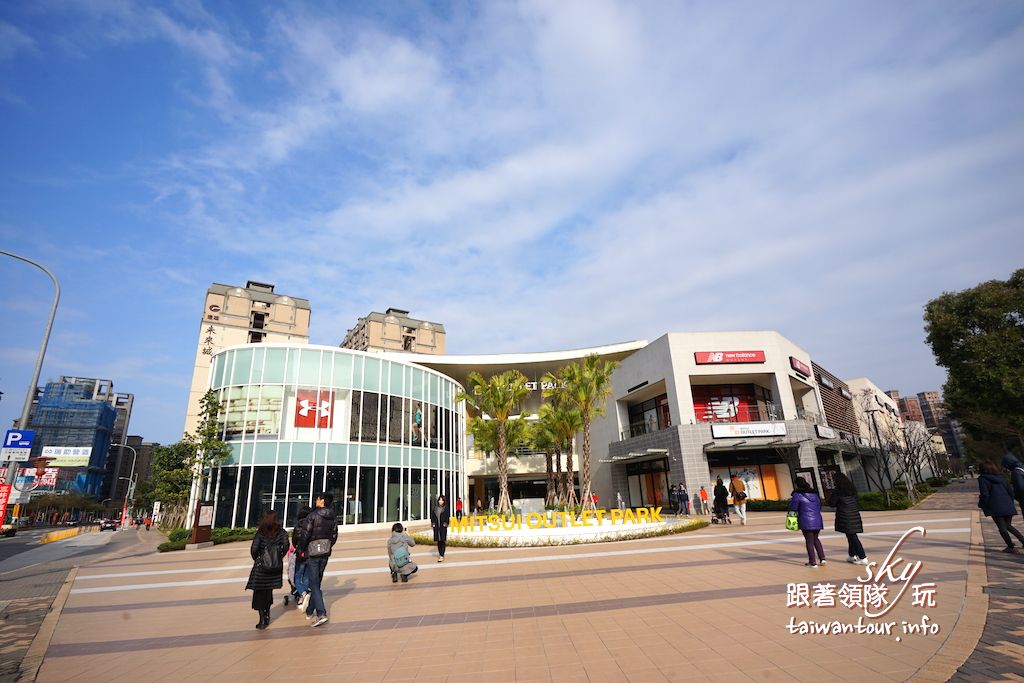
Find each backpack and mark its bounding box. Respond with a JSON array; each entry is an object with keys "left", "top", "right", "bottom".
[
  {"left": 393, "top": 544, "right": 411, "bottom": 568},
  {"left": 259, "top": 536, "right": 284, "bottom": 572}
]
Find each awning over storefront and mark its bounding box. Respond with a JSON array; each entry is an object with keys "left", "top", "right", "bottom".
[
  {"left": 598, "top": 448, "right": 668, "bottom": 464},
  {"left": 703, "top": 440, "right": 803, "bottom": 452}
]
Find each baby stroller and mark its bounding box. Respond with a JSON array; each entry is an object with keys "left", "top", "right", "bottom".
[
  {"left": 283, "top": 544, "right": 297, "bottom": 605},
  {"left": 711, "top": 502, "right": 732, "bottom": 525}
]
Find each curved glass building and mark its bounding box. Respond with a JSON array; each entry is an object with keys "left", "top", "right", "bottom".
[{"left": 206, "top": 344, "right": 465, "bottom": 528}]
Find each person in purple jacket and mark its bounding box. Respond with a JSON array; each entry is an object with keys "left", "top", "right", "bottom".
[{"left": 789, "top": 477, "right": 827, "bottom": 567}]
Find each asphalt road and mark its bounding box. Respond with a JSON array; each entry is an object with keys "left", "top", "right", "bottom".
[{"left": 0, "top": 528, "right": 51, "bottom": 564}]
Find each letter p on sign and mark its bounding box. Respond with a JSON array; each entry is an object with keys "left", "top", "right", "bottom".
[{"left": 5, "top": 432, "right": 23, "bottom": 448}]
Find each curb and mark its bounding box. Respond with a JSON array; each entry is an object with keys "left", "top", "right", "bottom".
[
  {"left": 907, "top": 510, "right": 988, "bottom": 683},
  {"left": 17, "top": 566, "right": 78, "bottom": 683}
]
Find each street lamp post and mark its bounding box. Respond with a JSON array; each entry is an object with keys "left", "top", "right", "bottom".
[
  {"left": 1, "top": 250, "right": 60, "bottom": 491},
  {"left": 116, "top": 444, "right": 138, "bottom": 528}
]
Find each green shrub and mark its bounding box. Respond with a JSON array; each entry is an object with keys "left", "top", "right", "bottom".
[
  {"left": 926, "top": 477, "right": 950, "bottom": 487},
  {"left": 747, "top": 499, "right": 792, "bottom": 512},
  {"left": 167, "top": 528, "right": 189, "bottom": 542},
  {"left": 158, "top": 540, "right": 187, "bottom": 552},
  {"left": 858, "top": 490, "right": 912, "bottom": 510},
  {"left": 212, "top": 527, "right": 255, "bottom": 542}
]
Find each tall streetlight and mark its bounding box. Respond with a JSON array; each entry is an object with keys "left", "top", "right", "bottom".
[
  {"left": 116, "top": 443, "right": 138, "bottom": 528},
  {"left": 0, "top": 250, "right": 60, "bottom": 494}
]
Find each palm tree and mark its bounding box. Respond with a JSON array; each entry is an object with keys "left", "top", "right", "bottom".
[
  {"left": 532, "top": 408, "right": 558, "bottom": 506},
  {"left": 538, "top": 398, "right": 583, "bottom": 507},
  {"left": 549, "top": 354, "right": 618, "bottom": 508},
  {"left": 456, "top": 370, "right": 530, "bottom": 513}
]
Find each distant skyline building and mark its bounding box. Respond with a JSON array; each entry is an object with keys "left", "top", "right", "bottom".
[
  {"left": 885, "top": 388, "right": 964, "bottom": 459},
  {"left": 25, "top": 377, "right": 118, "bottom": 496},
  {"left": 340, "top": 307, "right": 445, "bottom": 355},
  {"left": 109, "top": 435, "right": 159, "bottom": 504},
  {"left": 183, "top": 281, "right": 311, "bottom": 436}
]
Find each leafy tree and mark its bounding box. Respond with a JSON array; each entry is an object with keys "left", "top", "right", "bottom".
[
  {"left": 530, "top": 414, "right": 558, "bottom": 506},
  {"left": 537, "top": 400, "right": 582, "bottom": 507},
  {"left": 457, "top": 370, "right": 530, "bottom": 513},
  {"left": 193, "top": 390, "right": 232, "bottom": 496},
  {"left": 546, "top": 355, "right": 618, "bottom": 508},
  {"left": 924, "top": 269, "right": 1024, "bottom": 454}
]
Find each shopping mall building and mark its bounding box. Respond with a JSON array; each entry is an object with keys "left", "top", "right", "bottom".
[{"left": 201, "top": 330, "right": 893, "bottom": 529}]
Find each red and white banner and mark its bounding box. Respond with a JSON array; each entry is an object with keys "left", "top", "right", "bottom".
[
  {"left": 294, "top": 389, "right": 334, "bottom": 428},
  {"left": 0, "top": 483, "right": 12, "bottom": 523},
  {"left": 694, "top": 350, "right": 766, "bottom": 365},
  {"left": 790, "top": 356, "right": 812, "bottom": 375}
]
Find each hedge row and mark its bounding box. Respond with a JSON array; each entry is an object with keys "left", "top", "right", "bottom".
[
  {"left": 746, "top": 487, "right": 933, "bottom": 513},
  {"left": 159, "top": 527, "right": 256, "bottom": 552}
]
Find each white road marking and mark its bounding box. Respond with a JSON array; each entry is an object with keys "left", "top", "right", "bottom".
[
  {"left": 69, "top": 527, "right": 970, "bottom": 594},
  {"left": 76, "top": 516, "right": 971, "bottom": 579}
]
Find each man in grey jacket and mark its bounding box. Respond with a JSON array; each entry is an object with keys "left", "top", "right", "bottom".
[
  {"left": 388, "top": 523, "right": 418, "bottom": 583},
  {"left": 1002, "top": 453, "right": 1024, "bottom": 516}
]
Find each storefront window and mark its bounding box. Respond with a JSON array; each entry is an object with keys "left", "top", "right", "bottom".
[
  {"left": 692, "top": 384, "right": 776, "bottom": 423},
  {"left": 627, "top": 394, "right": 671, "bottom": 437},
  {"left": 214, "top": 467, "right": 236, "bottom": 528}
]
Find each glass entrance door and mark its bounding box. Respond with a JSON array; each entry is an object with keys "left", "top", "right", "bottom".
[{"left": 625, "top": 458, "right": 669, "bottom": 508}]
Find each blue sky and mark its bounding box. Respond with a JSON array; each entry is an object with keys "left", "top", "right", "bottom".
[{"left": 1, "top": 1, "right": 1022, "bottom": 445}]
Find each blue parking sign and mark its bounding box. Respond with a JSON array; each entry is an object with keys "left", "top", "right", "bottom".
[{"left": 1, "top": 430, "right": 34, "bottom": 462}]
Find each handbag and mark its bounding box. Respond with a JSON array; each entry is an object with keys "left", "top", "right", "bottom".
[
  {"left": 785, "top": 512, "right": 799, "bottom": 531},
  {"left": 307, "top": 538, "right": 331, "bottom": 557}
]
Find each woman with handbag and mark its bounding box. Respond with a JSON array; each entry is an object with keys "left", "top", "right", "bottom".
[
  {"left": 789, "top": 477, "right": 826, "bottom": 568},
  {"left": 247, "top": 509, "right": 289, "bottom": 630},
  {"left": 430, "top": 495, "right": 450, "bottom": 562}
]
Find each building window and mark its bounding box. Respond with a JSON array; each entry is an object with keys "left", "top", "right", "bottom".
[
  {"left": 692, "top": 384, "right": 777, "bottom": 423},
  {"left": 626, "top": 394, "right": 672, "bottom": 437}
]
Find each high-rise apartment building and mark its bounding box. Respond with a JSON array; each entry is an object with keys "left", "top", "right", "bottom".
[
  {"left": 109, "top": 435, "right": 159, "bottom": 503},
  {"left": 26, "top": 377, "right": 119, "bottom": 496},
  {"left": 183, "top": 281, "right": 310, "bottom": 436},
  {"left": 340, "top": 308, "right": 445, "bottom": 354},
  {"left": 886, "top": 390, "right": 925, "bottom": 424}
]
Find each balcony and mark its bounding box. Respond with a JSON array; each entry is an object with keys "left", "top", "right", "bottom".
[
  {"left": 621, "top": 418, "right": 671, "bottom": 441},
  {"left": 695, "top": 403, "right": 782, "bottom": 424}
]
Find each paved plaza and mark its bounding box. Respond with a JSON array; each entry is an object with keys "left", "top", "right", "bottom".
[{"left": 6, "top": 480, "right": 1020, "bottom": 682}]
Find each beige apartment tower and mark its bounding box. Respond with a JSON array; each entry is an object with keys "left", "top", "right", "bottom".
[
  {"left": 183, "top": 281, "right": 310, "bottom": 435},
  {"left": 340, "top": 307, "right": 445, "bottom": 354}
]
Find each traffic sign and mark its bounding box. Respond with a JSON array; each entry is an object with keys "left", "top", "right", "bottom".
[{"left": 1, "top": 430, "right": 34, "bottom": 463}]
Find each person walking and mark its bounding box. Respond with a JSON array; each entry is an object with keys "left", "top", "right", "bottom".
[
  {"left": 455, "top": 498, "right": 464, "bottom": 521},
  {"left": 388, "top": 523, "right": 419, "bottom": 583},
  {"left": 979, "top": 461, "right": 1024, "bottom": 554},
  {"left": 789, "top": 478, "right": 826, "bottom": 567},
  {"left": 729, "top": 475, "right": 748, "bottom": 525},
  {"left": 679, "top": 486, "right": 690, "bottom": 516},
  {"left": 1002, "top": 453, "right": 1024, "bottom": 516},
  {"left": 430, "top": 495, "right": 450, "bottom": 562},
  {"left": 713, "top": 478, "right": 729, "bottom": 521},
  {"left": 698, "top": 486, "right": 709, "bottom": 515},
  {"left": 293, "top": 492, "right": 338, "bottom": 627},
  {"left": 246, "top": 509, "right": 289, "bottom": 630},
  {"left": 668, "top": 485, "right": 679, "bottom": 515},
  {"left": 827, "top": 472, "right": 867, "bottom": 565},
  {"left": 292, "top": 505, "right": 311, "bottom": 609}
]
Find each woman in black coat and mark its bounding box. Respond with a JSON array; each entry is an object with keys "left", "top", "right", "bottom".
[
  {"left": 826, "top": 472, "right": 867, "bottom": 565},
  {"left": 247, "top": 509, "right": 290, "bottom": 629},
  {"left": 430, "top": 495, "right": 450, "bottom": 562},
  {"left": 713, "top": 478, "right": 729, "bottom": 518},
  {"left": 979, "top": 461, "right": 1024, "bottom": 554}
]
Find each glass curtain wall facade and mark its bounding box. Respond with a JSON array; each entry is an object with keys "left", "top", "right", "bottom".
[{"left": 206, "top": 344, "right": 464, "bottom": 529}]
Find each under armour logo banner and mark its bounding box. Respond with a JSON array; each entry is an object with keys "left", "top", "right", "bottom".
[{"left": 294, "top": 389, "right": 334, "bottom": 428}]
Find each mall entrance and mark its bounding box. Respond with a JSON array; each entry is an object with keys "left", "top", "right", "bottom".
[
  {"left": 625, "top": 458, "right": 670, "bottom": 508},
  {"left": 705, "top": 449, "right": 795, "bottom": 501}
]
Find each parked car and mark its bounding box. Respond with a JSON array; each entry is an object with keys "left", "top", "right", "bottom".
[
  {"left": 99, "top": 518, "right": 119, "bottom": 531},
  {"left": 1, "top": 524, "right": 16, "bottom": 537}
]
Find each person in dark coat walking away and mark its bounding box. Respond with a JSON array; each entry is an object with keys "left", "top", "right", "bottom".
[
  {"left": 430, "top": 495, "right": 450, "bottom": 562},
  {"left": 713, "top": 478, "right": 729, "bottom": 520},
  {"left": 789, "top": 477, "right": 826, "bottom": 567},
  {"left": 827, "top": 472, "right": 867, "bottom": 565},
  {"left": 678, "top": 486, "right": 690, "bottom": 516},
  {"left": 293, "top": 492, "right": 338, "bottom": 627},
  {"left": 1002, "top": 453, "right": 1024, "bottom": 516},
  {"left": 979, "top": 461, "right": 1024, "bottom": 554},
  {"left": 246, "top": 509, "right": 289, "bottom": 630},
  {"left": 388, "top": 523, "right": 419, "bottom": 582}
]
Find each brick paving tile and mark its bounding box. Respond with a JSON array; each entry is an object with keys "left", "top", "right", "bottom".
[{"left": 22, "top": 498, "right": 1004, "bottom": 682}]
